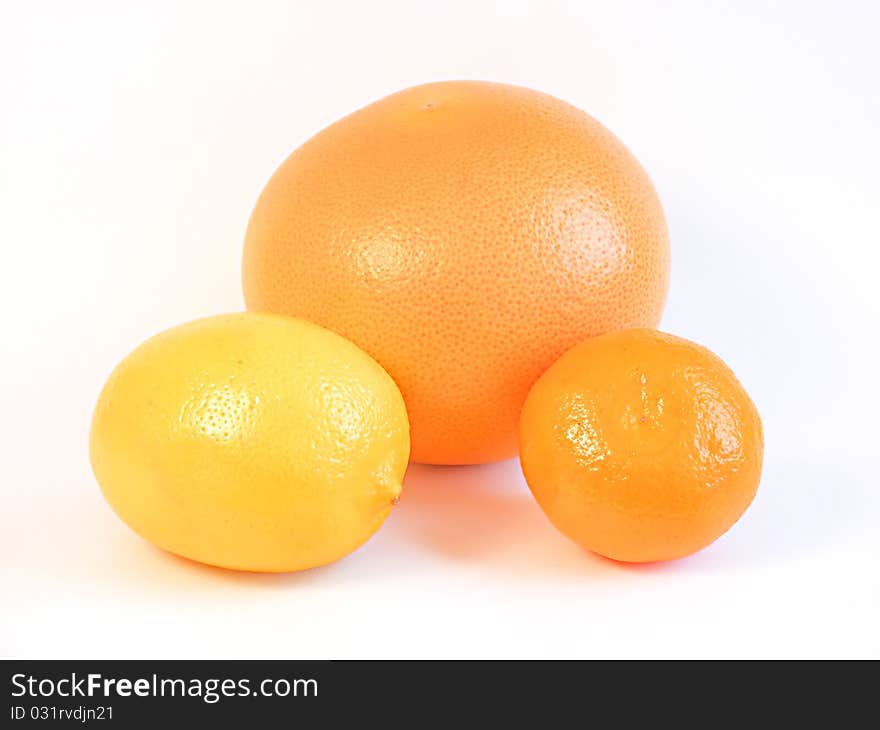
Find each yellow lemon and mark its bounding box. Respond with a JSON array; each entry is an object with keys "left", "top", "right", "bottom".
[{"left": 89, "top": 313, "right": 410, "bottom": 572}]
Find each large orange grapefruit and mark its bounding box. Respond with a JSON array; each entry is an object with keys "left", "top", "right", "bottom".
[{"left": 243, "top": 81, "right": 669, "bottom": 464}]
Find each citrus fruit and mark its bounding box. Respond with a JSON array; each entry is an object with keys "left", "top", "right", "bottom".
[
  {"left": 519, "top": 328, "right": 763, "bottom": 562},
  {"left": 89, "top": 313, "right": 410, "bottom": 572},
  {"left": 242, "top": 80, "right": 669, "bottom": 465}
]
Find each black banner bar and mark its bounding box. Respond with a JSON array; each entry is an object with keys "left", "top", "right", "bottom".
[{"left": 3, "top": 659, "right": 871, "bottom": 725}]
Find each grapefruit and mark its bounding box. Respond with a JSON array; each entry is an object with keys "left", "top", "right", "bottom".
[{"left": 243, "top": 81, "right": 669, "bottom": 464}]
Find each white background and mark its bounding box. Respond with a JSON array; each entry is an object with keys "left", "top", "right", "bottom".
[{"left": 2, "top": 0, "right": 878, "bottom": 659}]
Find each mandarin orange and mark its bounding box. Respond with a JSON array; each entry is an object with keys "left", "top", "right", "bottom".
[
  {"left": 519, "top": 329, "right": 763, "bottom": 562},
  {"left": 243, "top": 81, "right": 669, "bottom": 464}
]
